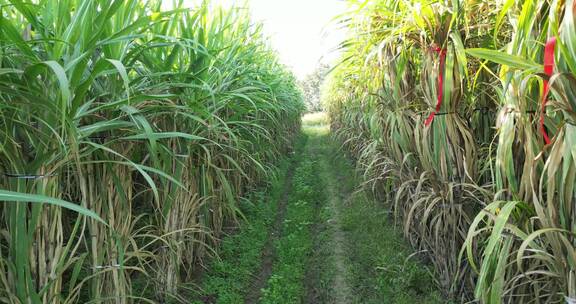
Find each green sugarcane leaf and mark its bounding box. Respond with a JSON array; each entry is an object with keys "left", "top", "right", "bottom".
[
  {"left": 466, "top": 48, "right": 541, "bottom": 71},
  {"left": 41, "top": 60, "right": 71, "bottom": 104},
  {"left": 0, "top": 190, "right": 106, "bottom": 225},
  {"left": 105, "top": 59, "right": 131, "bottom": 99},
  {"left": 122, "top": 132, "right": 206, "bottom": 141}
]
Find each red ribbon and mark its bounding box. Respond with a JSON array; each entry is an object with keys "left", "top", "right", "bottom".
[
  {"left": 540, "top": 37, "right": 556, "bottom": 145},
  {"left": 425, "top": 46, "right": 447, "bottom": 126}
]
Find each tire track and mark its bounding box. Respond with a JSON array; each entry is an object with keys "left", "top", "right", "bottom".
[{"left": 244, "top": 152, "right": 300, "bottom": 304}]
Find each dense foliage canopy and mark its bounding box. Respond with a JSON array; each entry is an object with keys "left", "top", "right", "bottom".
[
  {"left": 0, "top": 0, "right": 303, "bottom": 302},
  {"left": 326, "top": 0, "right": 576, "bottom": 302}
]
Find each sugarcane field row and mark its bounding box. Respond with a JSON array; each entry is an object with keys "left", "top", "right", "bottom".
[{"left": 0, "top": 0, "right": 575, "bottom": 303}]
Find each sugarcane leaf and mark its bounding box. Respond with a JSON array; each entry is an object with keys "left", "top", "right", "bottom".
[
  {"left": 494, "top": 0, "right": 515, "bottom": 44},
  {"left": 39, "top": 61, "right": 71, "bottom": 104},
  {"left": 105, "top": 59, "right": 130, "bottom": 99},
  {"left": 0, "top": 190, "right": 106, "bottom": 225},
  {"left": 466, "top": 48, "right": 541, "bottom": 71},
  {"left": 517, "top": 228, "right": 569, "bottom": 272},
  {"left": 0, "top": 68, "right": 24, "bottom": 76},
  {"left": 122, "top": 132, "right": 206, "bottom": 141},
  {"left": 0, "top": 14, "right": 37, "bottom": 59}
]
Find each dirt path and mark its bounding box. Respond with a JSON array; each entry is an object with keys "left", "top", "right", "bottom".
[
  {"left": 245, "top": 117, "right": 356, "bottom": 304},
  {"left": 320, "top": 156, "right": 354, "bottom": 304},
  {"left": 302, "top": 119, "right": 355, "bottom": 304},
  {"left": 244, "top": 153, "right": 300, "bottom": 304},
  {"left": 299, "top": 114, "right": 444, "bottom": 304},
  {"left": 241, "top": 113, "right": 443, "bottom": 303}
]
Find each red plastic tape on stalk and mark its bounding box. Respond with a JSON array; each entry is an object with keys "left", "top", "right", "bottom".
[
  {"left": 425, "top": 46, "right": 447, "bottom": 126},
  {"left": 540, "top": 37, "right": 556, "bottom": 145}
]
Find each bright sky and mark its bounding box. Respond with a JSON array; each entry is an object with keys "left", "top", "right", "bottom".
[{"left": 248, "top": 0, "right": 348, "bottom": 79}]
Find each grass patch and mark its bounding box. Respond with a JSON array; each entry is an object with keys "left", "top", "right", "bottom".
[
  {"left": 189, "top": 193, "right": 277, "bottom": 304},
  {"left": 304, "top": 114, "right": 446, "bottom": 303},
  {"left": 188, "top": 143, "right": 300, "bottom": 304},
  {"left": 260, "top": 138, "right": 325, "bottom": 303},
  {"left": 341, "top": 197, "right": 446, "bottom": 304},
  {"left": 330, "top": 153, "right": 447, "bottom": 304}
]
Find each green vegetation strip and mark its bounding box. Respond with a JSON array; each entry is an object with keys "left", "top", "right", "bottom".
[
  {"left": 260, "top": 136, "right": 325, "bottom": 303},
  {"left": 188, "top": 156, "right": 295, "bottom": 304},
  {"left": 191, "top": 114, "right": 446, "bottom": 304},
  {"left": 341, "top": 198, "right": 446, "bottom": 304},
  {"left": 305, "top": 113, "right": 445, "bottom": 304},
  {"left": 189, "top": 193, "right": 277, "bottom": 304}
]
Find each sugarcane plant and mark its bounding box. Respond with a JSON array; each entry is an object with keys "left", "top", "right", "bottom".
[
  {"left": 326, "top": 0, "right": 576, "bottom": 302},
  {"left": 0, "top": 0, "right": 303, "bottom": 303}
]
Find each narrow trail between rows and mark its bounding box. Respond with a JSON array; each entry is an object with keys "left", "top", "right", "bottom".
[
  {"left": 198, "top": 112, "right": 444, "bottom": 304},
  {"left": 319, "top": 151, "right": 354, "bottom": 304},
  {"left": 243, "top": 116, "right": 357, "bottom": 304},
  {"left": 245, "top": 155, "right": 300, "bottom": 304},
  {"left": 302, "top": 121, "right": 355, "bottom": 304}
]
